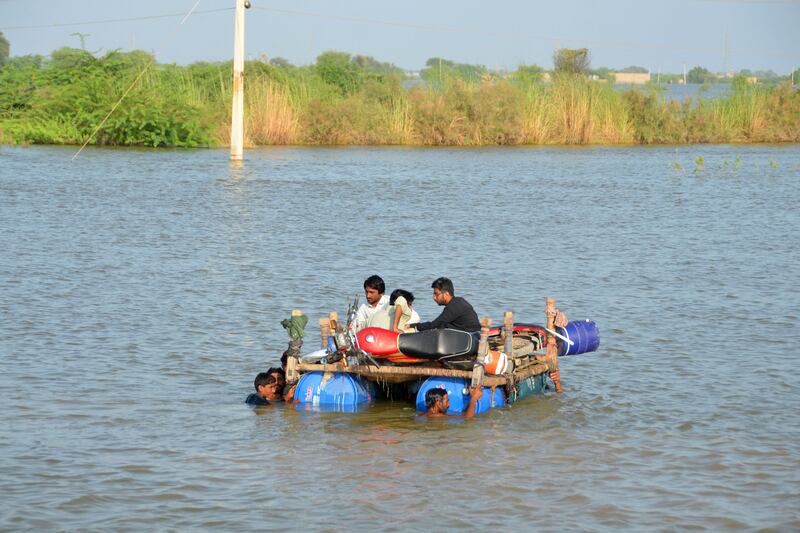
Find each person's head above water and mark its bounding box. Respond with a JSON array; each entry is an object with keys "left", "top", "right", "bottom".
[
  {"left": 389, "top": 289, "right": 414, "bottom": 306},
  {"left": 253, "top": 372, "right": 278, "bottom": 398},
  {"left": 431, "top": 277, "right": 455, "bottom": 306},
  {"left": 267, "top": 366, "right": 286, "bottom": 400},
  {"left": 363, "top": 275, "right": 385, "bottom": 306},
  {"left": 425, "top": 388, "right": 449, "bottom": 414}
]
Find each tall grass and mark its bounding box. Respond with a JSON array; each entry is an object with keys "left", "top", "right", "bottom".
[{"left": 1, "top": 48, "right": 798, "bottom": 147}]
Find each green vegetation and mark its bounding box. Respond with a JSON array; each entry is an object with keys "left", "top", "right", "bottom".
[
  {"left": 1, "top": 46, "right": 799, "bottom": 147},
  {"left": 0, "top": 32, "right": 9, "bottom": 68},
  {"left": 687, "top": 66, "right": 715, "bottom": 84},
  {"left": 553, "top": 48, "right": 591, "bottom": 75},
  {"left": 420, "top": 57, "right": 488, "bottom": 85}
]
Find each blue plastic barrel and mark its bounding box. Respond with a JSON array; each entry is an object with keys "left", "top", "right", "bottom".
[
  {"left": 294, "top": 372, "right": 375, "bottom": 412},
  {"left": 507, "top": 373, "right": 547, "bottom": 403},
  {"left": 415, "top": 376, "right": 506, "bottom": 415},
  {"left": 557, "top": 319, "right": 600, "bottom": 356}
]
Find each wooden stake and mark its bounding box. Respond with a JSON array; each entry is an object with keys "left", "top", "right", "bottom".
[
  {"left": 319, "top": 317, "right": 330, "bottom": 348},
  {"left": 503, "top": 311, "right": 514, "bottom": 358},
  {"left": 229, "top": 0, "right": 245, "bottom": 161},
  {"left": 286, "top": 354, "right": 298, "bottom": 383},
  {"left": 471, "top": 317, "right": 493, "bottom": 388},
  {"left": 546, "top": 297, "right": 563, "bottom": 393},
  {"left": 477, "top": 317, "right": 492, "bottom": 357}
]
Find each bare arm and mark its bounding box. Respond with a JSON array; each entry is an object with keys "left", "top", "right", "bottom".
[
  {"left": 392, "top": 306, "right": 402, "bottom": 332},
  {"left": 463, "top": 386, "right": 483, "bottom": 419}
]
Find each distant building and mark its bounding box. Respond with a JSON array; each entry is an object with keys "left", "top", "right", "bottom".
[
  {"left": 745, "top": 76, "right": 758, "bottom": 85},
  {"left": 612, "top": 72, "right": 651, "bottom": 84}
]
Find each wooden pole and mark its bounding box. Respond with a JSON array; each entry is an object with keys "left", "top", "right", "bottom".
[
  {"left": 477, "top": 317, "right": 492, "bottom": 357},
  {"left": 546, "top": 297, "right": 564, "bottom": 393},
  {"left": 503, "top": 311, "right": 514, "bottom": 357},
  {"left": 319, "top": 317, "right": 330, "bottom": 349},
  {"left": 286, "top": 353, "right": 298, "bottom": 383},
  {"left": 284, "top": 307, "right": 302, "bottom": 383},
  {"left": 295, "top": 360, "right": 550, "bottom": 387},
  {"left": 229, "top": 0, "right": 246, "bottom": 161},
  {"left": 472, "top": 317, "right": 492, "bottom": 388}
]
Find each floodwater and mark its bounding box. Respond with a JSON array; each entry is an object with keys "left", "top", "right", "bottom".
[{"left": 1, "top": 144, "right": 799, "bottom": 531}]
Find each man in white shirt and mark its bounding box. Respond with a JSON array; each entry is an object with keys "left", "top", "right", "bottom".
[{"left": 353, "top": 275, "right": 389, "bottom": 331}]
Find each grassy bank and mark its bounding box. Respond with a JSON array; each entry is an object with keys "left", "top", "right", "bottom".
[{"left": 1, "top": 48, "right": 798, "bottom": 147}]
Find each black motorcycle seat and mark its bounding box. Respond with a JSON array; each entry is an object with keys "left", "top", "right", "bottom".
[{"left": 397, "top": 329, "right": 478, "bottom": 361}]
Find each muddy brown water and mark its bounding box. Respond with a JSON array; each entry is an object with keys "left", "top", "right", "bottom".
[{"left": 1, "top": 144, "right": 799, "bottom": 530}]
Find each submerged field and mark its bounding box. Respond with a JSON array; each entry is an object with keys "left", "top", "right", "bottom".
[{"left": 1, "top": 48, "right": 799, "bottom": 147}]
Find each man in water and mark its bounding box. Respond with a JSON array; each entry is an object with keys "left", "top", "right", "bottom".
[
  {"left": 408, "top": 277, "right": 481, "bottom": 333},
  {"left": 422, "top": 386, "right": 482, "bottom": 418},
  {"left": 245, "top": 372, "right": 279, "bottom": 406},
  {"left": 265, "top": 367, "right": 286, "bottom": 401},
  {"left": 353, "top": 274, "right": 389, "bottom": 331}
]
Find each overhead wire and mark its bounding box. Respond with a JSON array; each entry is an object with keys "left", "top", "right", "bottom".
[
  {"left": 248, "top": 4, "right": 798, "bottom": 61},
  {"left": 0, "top": 7, "right": 233, "bottom": 31},
  {"left": 71, "top": 1, "right": 209, "bottom": 160}
]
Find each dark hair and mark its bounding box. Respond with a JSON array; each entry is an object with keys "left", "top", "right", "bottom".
[
  {"left": 254, "top": 372, "right": 277, "bottom": 390},
  {"left": 267, "top": 367, "right": 285, "bottom": 378},
  {"left": 431, "top": 277, "right": 454, "bottom": 296},
  {"left": 425, "top": 388, "right": 447, "bottom": 409},
  {"left": 363, "top": 275, "right": 385, "bottom": 294},
  {"left": 389, "top": 289, "right": 414, "bottom": 306}
]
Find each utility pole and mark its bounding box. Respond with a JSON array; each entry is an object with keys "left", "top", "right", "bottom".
[{"left": 230, "top": 0, "right": 250, "bottom": 161}]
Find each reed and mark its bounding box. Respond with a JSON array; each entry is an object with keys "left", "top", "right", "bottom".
[
  {"left": 2, "top": 48, "right": 798, "bottom": 147},
  {"left": 243, "top": 79, "right": 299, "bottom": 145}
]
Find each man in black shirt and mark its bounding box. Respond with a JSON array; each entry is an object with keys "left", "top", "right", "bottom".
[
  {"left": 245, "top": 372, "right": 278, "bottom": 406},
  {"left": 410, "top": 277, "right": 481, "bottom": 333}
]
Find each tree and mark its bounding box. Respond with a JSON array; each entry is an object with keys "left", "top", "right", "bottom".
[
  {"left": 315, "top": 51, "right": 361, "bottom": 95},
  {"left": 620, "top": 65, "right": 648, "bottom": 73},
  {"left": 269, "top": 56, "right": 291, "bottom": 68},
  {"left": 686, "top": 66, "right": 715, "bottom": 84},
  {"left": 513, "top": 64, "right": 545, "bottom": 84},
  {"left": 553, "top": 48, "right": 590, "bottom": 75},
  {"left": 793, "top": 68, "right": 800, "bottom": 84},
  {"left": 0, "top": 32, "right": 9, "bottom": 68},
  {"left": 592, "top": 66, "right": 615, "bottom": 81},
  {"left": 420, "top": 57, "right": 487, "bottom": 83}
]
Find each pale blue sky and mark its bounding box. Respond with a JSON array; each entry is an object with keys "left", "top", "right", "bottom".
[{"left": 1, "top": 0, "right": 798, "bottom": 73}]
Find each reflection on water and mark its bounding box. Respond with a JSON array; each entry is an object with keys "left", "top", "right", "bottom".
[{"left": 1, "top": 144, "right": 799, "bottom": 530}]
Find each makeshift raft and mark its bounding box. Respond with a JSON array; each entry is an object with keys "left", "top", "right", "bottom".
[{"left": 283, "top": 298, "right": 599, "bottom": 414}]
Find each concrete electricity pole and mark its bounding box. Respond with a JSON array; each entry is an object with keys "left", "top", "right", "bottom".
[{"left": 230, "top": 0, "right": 250, "bottom": 161}]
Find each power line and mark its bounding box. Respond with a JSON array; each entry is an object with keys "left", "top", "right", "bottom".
[
  {"left": 0, "top": 7, "right": 233, "bottom": 31},
  {"left": 71, "top": 1, "right": 210, "bottom": 159},
  {"left": 249, "top": 5, "right": 799, "bottom": 61}
]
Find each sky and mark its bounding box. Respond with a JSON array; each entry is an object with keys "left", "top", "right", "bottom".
[{"left": 1, "top": 0, "right": 799, "bottom": 73}]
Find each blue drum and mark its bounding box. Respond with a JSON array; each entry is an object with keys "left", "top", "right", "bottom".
[
  {"left": 293, "top": 372, "right": 375, "bottom": 412},
  {"left": 557, "top": 319, "right": 600, "bottom": 356},
  {"left": 415, "top": 376, "right": 506, "bottom": 415}
]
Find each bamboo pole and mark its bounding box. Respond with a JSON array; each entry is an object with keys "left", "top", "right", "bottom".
[
  {"left": 471, "top": 317, "right": 492, "bottom": 388},
  {"left": 319, "top": 317, "right": 330, "bottom": 348},
  {"left": 285, "top": 308, "right": 303, "bottom": 382},
  {"left": 503, "top": 311, "right": 514, "bottom": 357},
  {"left": 295, "top": 361, "right": 550, "bottom": 387},
  {"left": 286, "top": 353, "right": 298, "bottom": 383},
  {"left": 477, "top": 317, "right": 492, "bottom": 357},
  {"left": 546, "top": 297, "right": 564, "bottom": 393}
]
